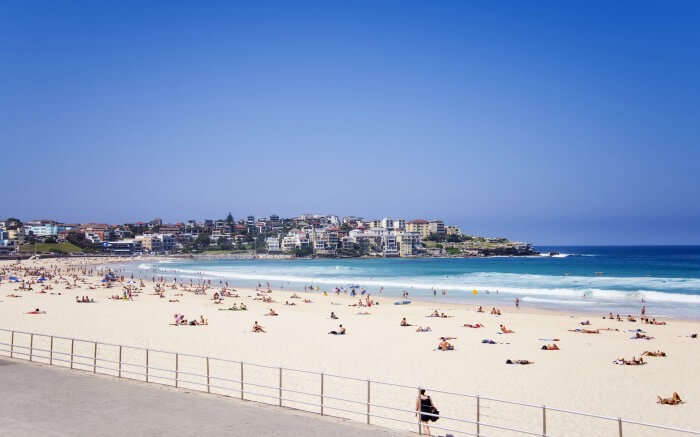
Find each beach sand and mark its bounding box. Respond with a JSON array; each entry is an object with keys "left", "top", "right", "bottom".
[{"left": 1, "top": 257, "right": 698, "bottom": 436}]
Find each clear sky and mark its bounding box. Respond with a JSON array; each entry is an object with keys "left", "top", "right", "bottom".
[{"left": 2, "top": 1, "right": 699, "bottom": 245}]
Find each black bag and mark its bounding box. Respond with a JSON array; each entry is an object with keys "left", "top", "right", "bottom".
[{"left": 429, "top": 405, "right": 439, "bottom": 422}]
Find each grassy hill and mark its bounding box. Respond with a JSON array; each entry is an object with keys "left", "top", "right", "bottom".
[{"left": 20, "top": 242, "right": 83, "bottom": 254}]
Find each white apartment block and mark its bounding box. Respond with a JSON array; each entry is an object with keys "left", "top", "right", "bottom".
[{"left": 266, "top": 237, "right": 281, "bottom": 252}]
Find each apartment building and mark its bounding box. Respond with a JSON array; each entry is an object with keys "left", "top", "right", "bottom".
[
  {"left": 446, "top": 225, "right": 461, "bottom": 236},
  {"left": 428, "top": 220, "right": 446, "bottom": 236},
  {"left": 397, "top": 231, "right": 422, "bottom": 257},
  {"left": 406, "top": 219, "right": 430, "bottom": 238},
  {"left": 266, "top": 236, "right": 281, "bottom": 252}
]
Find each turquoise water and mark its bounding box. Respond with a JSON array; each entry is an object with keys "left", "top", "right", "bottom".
[{"left": 130, "top": 246, "right": 700, "bottom": 318}]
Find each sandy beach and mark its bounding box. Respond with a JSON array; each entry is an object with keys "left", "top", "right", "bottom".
[{"left": 1, "top": 257, "right": 698, "bottom": 436}]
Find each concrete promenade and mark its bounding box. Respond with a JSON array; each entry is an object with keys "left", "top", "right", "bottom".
[{"left": 0, "top": 359, "right": 408, "bottom": 437}]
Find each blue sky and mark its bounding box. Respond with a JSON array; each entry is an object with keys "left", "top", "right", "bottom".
[{"left": 2, "top": 1, "right": 699, "bottom": 245}]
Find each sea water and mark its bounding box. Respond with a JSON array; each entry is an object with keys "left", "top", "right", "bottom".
[{"left": 128, "top": 246, "right": 700, "bottom": 318}]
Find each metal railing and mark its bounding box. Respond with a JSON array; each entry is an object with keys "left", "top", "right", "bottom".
[{"left": 0, "top": 327, "right": 697, "bottom": 437}]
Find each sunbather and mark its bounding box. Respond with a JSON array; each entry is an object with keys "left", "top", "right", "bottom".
[
  {"left": 253, "top": 321, "right": 266, "bottom": 333},
  {"left": 642, "top": 350, "right": 666, "bottom": 357},
  {"left": 329, "top": 324, "right": 346, "bottom": 335},
  {"left": 569, "top": 328, "right": 599, "bottom": 334},
  {"left": 400, "top": 317, "right": 412, "bottom": 326},
  {"left": 657, "top": 392, "right": 682, "bottom": 405},
  {"left": 541, "top": 344, "right": 559, "bottom": 350},
  {"left": 438, "top": 339, "right": 454, "bottom": 351},
  {"left": 505, "top": 359, "right": 532, "bottom": 365},
  {"left": 499, "top": 324, "right": 514, "bottom": 334},
  {"left": 464, "top": 323, "right": 484, "bottom": 328}
]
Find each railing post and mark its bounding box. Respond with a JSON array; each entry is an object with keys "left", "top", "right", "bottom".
[
  {"left": 240, "top": 362, "right": 244, "bottom": 399},
  {"left": 279, "top": 367, "right": 283, "bottom": 406},
  {"left": 93, "top": 342, "right": 97, "bottom": 373},
  {"left": 366, "top": 380, "right": 371, "bottom": 424},
  {"left": 206, "top": 357, "right": 210, "bottom": 393},
  {"left": 417, "top": 387, "right": 422, "bottom": 435},
  {"left": 145, "top": 349, "right": 149, "bottom": 382},
  {"left": 476, "top": 395, "right": 480, "bottom": 436},
  {"left": 320, "top": 373, "right": 324, "bottom": 416},
  {"left": 10, "top": 331, "right": 14, "bottom": 358},
  {"left": 118, "top": 346, "right": 122, "bottom": 378},
  {"left": 542, "top": 405, "right": 547, "bottom": 436},
  {"left": 70, "top": 339, "right": 74, "bottom": 369},
  {"left": 618, "top": 418, "right": 623, "bottom": 437},
  {"left": 175, "top": 353, "right": 179, "bottom": 387},
  {"left": 49, "top": 336, "right": 54, "bottom": 365},
  {"left": 29, "top": 333, "right": 34, "bottom": 361}
]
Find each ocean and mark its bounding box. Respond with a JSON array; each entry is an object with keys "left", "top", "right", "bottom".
[{"left": 127, "top": 246, "right": 700, "bottom": 318}]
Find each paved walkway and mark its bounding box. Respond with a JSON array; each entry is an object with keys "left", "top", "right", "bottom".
[{"left": 0, "top": 359, "right": 408, "bottom": 437}]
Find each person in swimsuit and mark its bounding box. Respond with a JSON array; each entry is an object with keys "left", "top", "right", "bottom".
[
  {"left": 329, "top": 324, "right": 346, "bottom": 335},
  {"left": 657, "top": 392, "right": 682, "bottom": 405}
]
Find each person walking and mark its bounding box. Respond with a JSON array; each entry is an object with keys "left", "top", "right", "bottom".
[{"left": 416, "top": 388, "right": 438, "bottom": 435}]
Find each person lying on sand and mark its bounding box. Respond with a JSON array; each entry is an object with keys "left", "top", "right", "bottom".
[
  {"left": 253, "top": 321, "right": 266, "bottom": 333},
  {"left": 632, "top": 332, "right": 654, "bottom": 340},
  {"left": 505, "top": 359, "right": 532, "bottom": 365},
  {"left": 265, "top": 309, "right": 278, "bottom": 316},
  {"left": 416, "top": 326, "right": 431, "bottom": 332},
  {"left": 27, "top": 308, "right": 46, "bottom": 314},
  {"left": 329, "top": 324, "right": 346, "bottom": 335},
  {"left": 400, "top": 317, "right": 412, "bottom": 327},
  {"left": 499, "top": 324, "right": 514, "bottom": 334},
  {"left": 613, "top": 356, "right": 645, "bottom": 365},
  {"left": 482, "top": 339, "right": 496, "bottom": 344},
  {"left": 627, "top": 315, "right": 637, "bottom": 322},
  {"left": 168, "top": 299, "right": 179, "bottom": 303},
  {"left": 464, "top": 323, "right": 484, "bottom": 328},
  {"left": 657, "top": 392, "right": 682, "bottom": 405},
  {"left": 651, "top": 319, "right": 666, "bottom": 325},
  {"left": 569, "top": 328, "right": 600, "bottom": 334},
  {"left": 580, "top": 320, "right": 591, "bottom": 325},
  {"left": 330, "top": 312, "right": 339, "bottom": 319},
  {"left": 642, "top": 350, "right": 666, "bottom": 357},
  {"left": 541, "top": 344, "right": 559, "bottom": 350},
  {"left": 438, "top": 339, "right": 454, "bottom": 351},
  {"left": 284, "top": 300, "right": 296, "bottom": 306}
]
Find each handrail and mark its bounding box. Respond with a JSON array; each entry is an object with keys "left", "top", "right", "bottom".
[{"left": 1, "top": 327, "right": 698, "bottom": 437}]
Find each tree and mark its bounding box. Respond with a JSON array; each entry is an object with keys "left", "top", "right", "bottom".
[
  {"left": 194, "top": 234, "right": 211, "bottom": 250},
  {"left": 217, "top": 237, "right": 233, "bottom": 250},
  {"left": 294, "top": 246, "right": 313, "bottom": 257},
  {"left": 447, "top": 234, "right": 462, "bottom": 243},
  {"left": 5, "top": 218, "right": 22, "bottom": 229}
]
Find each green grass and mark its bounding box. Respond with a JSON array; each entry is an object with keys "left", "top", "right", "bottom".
[{"left": 20, "top": 242, "right": 83, "bottom": 254}]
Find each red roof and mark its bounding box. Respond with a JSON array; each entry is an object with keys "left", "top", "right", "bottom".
[{"left": 408, "top": 219, "right": 428, "bottom": 224}]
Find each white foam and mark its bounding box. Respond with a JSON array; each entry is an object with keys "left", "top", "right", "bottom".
[{"left": 157, "top": 265, "right": 700, "bottom": 306}]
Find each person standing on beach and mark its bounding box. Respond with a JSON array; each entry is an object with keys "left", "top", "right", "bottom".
[{"left": 515, "top": 297, "right": 520, "bottom": 308}]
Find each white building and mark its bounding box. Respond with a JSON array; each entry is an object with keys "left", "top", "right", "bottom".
[{"left": 266, "top": 237, "right": 280, "bottom": 252}]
